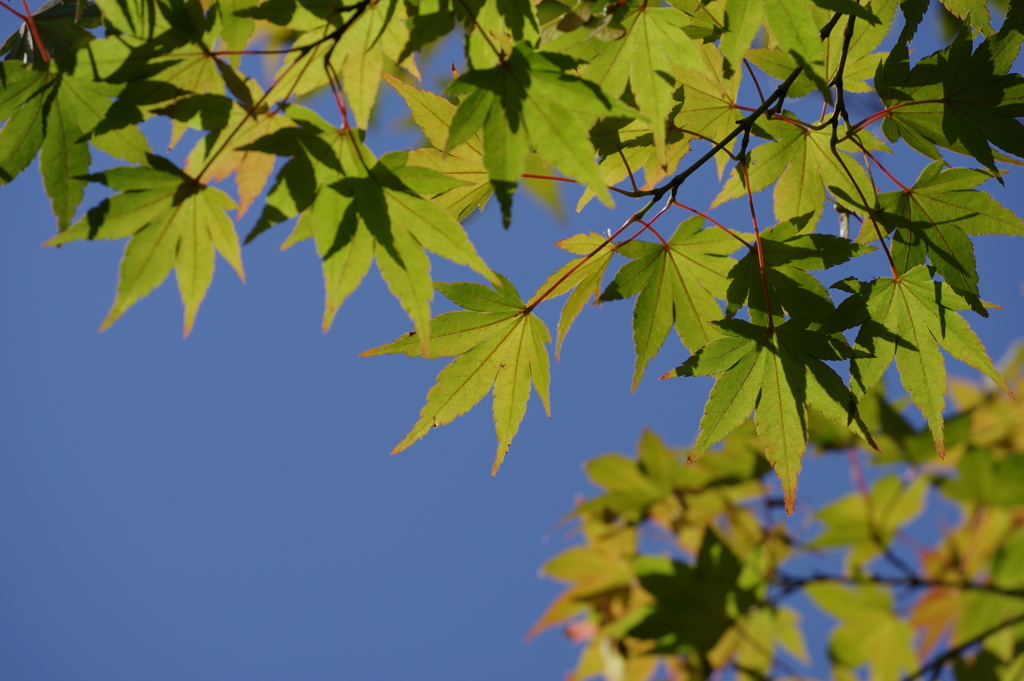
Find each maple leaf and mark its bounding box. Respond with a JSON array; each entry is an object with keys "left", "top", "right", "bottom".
[
  {"left": 175, "top": 94, "right": 295, "bottom": 219},
  {"left": 403, "top": 0, "right": 539, "bottom": 67},
  {"left": 245, "top": 105, "right": 496, "bottom": 347},
  {"left": 876, "top": 26, "right": 1024, "bottom": 172},
  {"left": 446, "top": 43, "right": 620, "bottom": 225},
  {"left": 269, "top": 0, "right": 418, "bottom": 129},
  {"left": 864, "top": 160, "right": 1024, "bottom": 308},
  {"left": 219, "top": 0, "right": 259, "bottom": 58},
  {"left": 747, "top": 0, "right": 896, "bottom": 98},
  {"left": 662, "top": 318, "right": 877, "bottom": 513},
  {"left": 93, "top": 0, "right": 172, "bottom": 40},
  {"left": 667, "top": 0, "right": 725, "bottom": 40},
  {"left": 46, "top": 155, "right": 244, "bottom": 336},
  {"left": 599, "top": 217, "right": 746, "bottom": 390},
  {"left": 0, "top": 59, "right": 150, "bottom": 231},
  {"left": 812, "top": 474, "right": 928, "bottom": 567},
  {"left": 384, "top": 73, "right": 493, "bottom": 221},
  {"left": 823, "top": 265, "right": 1011, "bottom": 458},
  {"left": 940, "top": 0, "right": 995, "bottom": 36},
  {"left": 577, "top": 116, "right": 690, "bottom": 211},
  {"left": 713, "top": 116, "right": 874, "bottom": 226},
  {"left": 627, "top": 532, "right": 758, "bottom": 654},
  {"left": 715, "top": 0, "right": 874, "bottom": 100},
  {"left": 807, "top": 584, "right": 917, "bottom": 681},
  {"left": 726, "top": 217, "right": 876, "bottom": 329},
  {"left": 529, "top": 232, "right": 617, "bottom": 360},
  {"left": 670, "top": 41, "right": 741, "bottom": 177},
  {"left": 573, "top": 1, "right": 702, "bottom": 165},
  {"left": 362, "top": 276, "right": 550, "bottom": 473},
  {"left": 0, "top": 0, "right": 101, "bottom": 66}
]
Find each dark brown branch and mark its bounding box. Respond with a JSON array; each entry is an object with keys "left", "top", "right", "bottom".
[
  {"left": 616, "top": 12, "right": 845, "bottom": 203},
  {"left": 774, "top": 572, "right": 1024, "bottom": 599}
]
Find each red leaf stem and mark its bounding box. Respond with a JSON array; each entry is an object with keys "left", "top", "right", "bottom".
[{"left": 20, "top": 0, "right": 49, "bottom": 62}]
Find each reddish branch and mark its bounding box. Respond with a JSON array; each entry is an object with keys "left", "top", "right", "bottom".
[
  {"left": 848, "top": 100, "right": 945, "bottom": 134},
  {"left": 672, "top": 202, "right": 752, "bottom": 250},
  {"left": 0, "top": 1, "right": 26, "bottom": 21},
  {"left": 859, "top": 145, "right": 910, "bottom": 191},
  {"left": 836, "top": 136, "right": 899, "bottom": 276},
  {"left": 743, "top": 59, "right": 766, "bottom": 104},
  {"left": 618, "top": 150, "right": 639, "bottom": 192},
  {"left": 20, "top": 0, "right": 49, "bottom": 62},
  {"left": 740, "top": 163, "right": 775, "bottom": 332},
  {"left": 524, "top": 210, "right": 643, "bottom": 312}
]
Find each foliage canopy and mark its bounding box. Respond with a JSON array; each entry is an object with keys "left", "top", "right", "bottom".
[{"left": 2, "top": 0, "right": 1024, "bottom": 677}]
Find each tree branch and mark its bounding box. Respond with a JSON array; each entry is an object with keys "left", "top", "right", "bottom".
[
  {"left": 904, "top": 611, "right": 1024, "bottom": 681},
  {"left": 774, "top": 571, "right": 1024, "bottom": 599}
]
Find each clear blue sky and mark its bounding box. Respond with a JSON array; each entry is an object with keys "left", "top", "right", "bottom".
[{"left": 1, "top": 5, "right": 1022, "bottom": 680}]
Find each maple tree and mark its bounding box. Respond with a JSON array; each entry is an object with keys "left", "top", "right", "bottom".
[{"left": 1, "top": 0, "right": 1023, "bottom": 678}]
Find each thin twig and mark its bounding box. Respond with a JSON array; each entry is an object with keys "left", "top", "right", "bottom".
[
  {"left": 672, "top": 201, "right": 752, "bottom": 249},
  {"left": 740, "top": 160, "right": 775, "bottom": 332},
  {"left": 0, "top": 0, "right": 27, "bottom": 21},
  {"left": 833, "top": 134, "right": 899, "bottom": 275},
  {"left": 858, "top": 144, "right": 910, "bottom": 191},
  {"left": 525, "top": 199, "right": 656, "bottom": 311},
  {"left": 774, "top": 571, "right": 1024, "bottom": 599},
  {"left": 744, "top": 59, "right": 766, "bottom": 104},
  {"left": 519, "top": 173, "right": 643, "bottom": 197},
  {"left": 619, "top": 149, "right": 639, "bottom": 192},
  {"left": 195, "top": 1, "right": 371, "bottom": 183}
]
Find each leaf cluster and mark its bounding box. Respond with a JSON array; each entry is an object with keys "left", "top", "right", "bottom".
[
  {"left": 1, "top": 0, "right": 1022, "bottom": 527},
  {"left": 534, "top": 360, "right": 1024, "bottom": 681}
]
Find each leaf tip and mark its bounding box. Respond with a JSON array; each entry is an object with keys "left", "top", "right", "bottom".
[
  {"left": 658, "top": 365, "right": 684, "bottom": 380},
  {"left": 784, "top": 489, "right": 796, "bottom": 516}
]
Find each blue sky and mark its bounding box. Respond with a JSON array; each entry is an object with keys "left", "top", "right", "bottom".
[{"left": 1, "top": 4, "right": 1023, "bottom": 680}]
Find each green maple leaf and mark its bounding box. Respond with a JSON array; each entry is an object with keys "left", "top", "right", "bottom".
[
  {"left": 529, "top": 232, "right": 618, "bottom": 359},
  {"left": 81, "top": 7, "right": 243, "bottom": 145},
  {"left": 671, "top": 42, "right": 741, "bottom": 177},
  {"left": 876, "top": 26, "right": 1024, "bottom": 172},
  {"left": 446, "top": 43, "right": 620, "bottom": 225},
  {"left": 667, "top": 0, "right": 725, "bottom": 41},
  {"left": 865, "top": 160, "right": 1024, "bottom": 308},
  {"left": 384, "top": 73, "right": 493, "bottom": 221},
  {"left": 0, "top": 59, "right": 150, "bottom": 231},
  {"left": 747, "top": 0, "right": 896, "bottom": 98},
  {"left": 812, "top": 474, "right": 928, "bottom": 567},
  {"left": 0, "top": 0, "right": 101, "bottom": 66},
  {"left": 663, "top": 318, "right": 877, "bottom": 513},
  {"left": 219, "top": 0, "right": 259, "bottom": 58},
  {"left": 46, "top": 155, "right": 244, "bottom": 335},
  {"left": 93, "top": 0, "right": 172, "bottom": 40},
  {"left": 362, "top": 276, "right": 550, "bottom": 473},
  {"left": 404, "top": 0, "right": 539, "bottom": 68},
  {"left": 626, "top": 531, "right": 759, "bottom": 654},
  {"left": 577, "top": 116, "right": 689, "bottom": 211},
  {"left": 713, "top": 116, "right": 873, "bottom": 226},
  {"left": 271, "top": 0, "right": 418, "bottom": 129},
  {"left": 574, "top": 1, "right": 702, "bottom": 165},
  {"left": 245, "top": 105, "right": 496, "bottom": 347},
  {"left": 824, "top": 265, "right": 1011, "bottom": 458},
  {"left": 807, "top": 584, "right": 917, "bottom": 681},
  {"left": 940, "top": 0, "right": 995, "bottom": 37},
  {"left": 723, "top": 0, "right": 884, "bottom": 101},
  {"left": 179, "top": 95, "right": 294, "bottom": 219},
  {"left": 726, "top": 217, "right": 876, "bottom": 328},
  {"left": 599, "top": 217, "right": 746, "bottom": 390}
]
